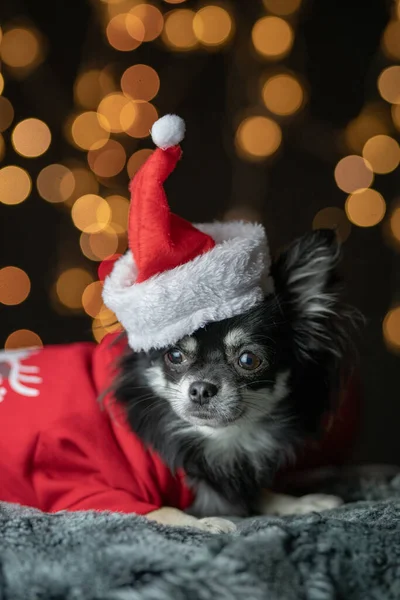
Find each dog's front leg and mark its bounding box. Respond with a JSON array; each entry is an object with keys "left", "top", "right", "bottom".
[
  {"left": 259, "top": 490, "right": 342, "bottom": 516},
  {"left": 146, "top": 507, "right": 237, "bottom": 533}
]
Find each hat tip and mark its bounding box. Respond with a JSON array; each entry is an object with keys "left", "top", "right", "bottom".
[{"left": 151, "top": 114, "right": 186, "bottom": 150}]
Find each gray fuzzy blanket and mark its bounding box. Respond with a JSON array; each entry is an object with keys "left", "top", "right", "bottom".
[{"left": 1, "top": 466, "right": 400, "bottom": 600}]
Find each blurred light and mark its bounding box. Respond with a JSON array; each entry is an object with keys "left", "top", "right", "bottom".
[
  {"left": 82, "top": 281, "right": 104, "bottom": 317},
  {"left": 87, "top": 139, "right": 126, "bottom": 177},
  {"left": 74, "top": 69, "right": 115, "bottom": 110},
  {"left": 378, "top": 66, "right": 400, "bottom": 104},
  {"left": 193, "top": 6, "right": 233, "bottom": 47},
  {"left": 0, "top": 73, "right": 4, "bottom": 95},
  {"left": 11, "top": 118, "right": 51, "bottom": 158},
  {"left": 262, "top": 74, "right": 304, "bottom": 116},
  {"left": 97, "top": 93, "right": 136, "bottom": 133},
  {"left": 92, "top": 307, "right": 121, "bottom": 343},
  {"left": 0, "top": 134, "right": 5, "bottom": 161},
  {"left": 312, "top": 207, "right": 351, "bottom": 242},
  {"left": 56, "top": 268, "right": 94, "bottom": 310},
  {"left": 0, "top": 27, "right": 42, "bottom": 69},
  {"left": 90, "top": 228, "right": 119, "bottom": 260},
  {"left": 262, "top": 0, "right": 301, "bottom": 15},
  {"left": 162, "top": 9, "right": 198, "bottom": 50},
  {"left": 382, "top": 21, "right": 400, "bottom": 61},
  {"left": 124, "top": 101, "right": 158, "bottom": 138},
  {"left": 0, "top": 166, "right": 31, "bottom": 205},
  {"left": 383, "top": 307, "right": 400, "bottom": 351},
  {"left": 390, "top": 206, "right": 400, "bottom": 242},
  {"left": 0, "top": 97, "right": 14, "bottom": 132},
  {"left": 163, "top": 0, "right": 187, "bottom": 3},
  {"left": 127, "top": 149, "right": 153, "bottom": 178},
  {"left": 64, "top": 166, "right": 99, "bottom": 205},
  {"left": 72, "top": 194, "right": 112, "bottom": 233},
  {"left": 0, "top": 267, "right": 30, "bottom": 305},
  {"left": 223, "top": 207, "right": 261, "bottom": 223},
  {"left": 345, "top": 110, "right": 389, "bottom": 154},
  {"left": 5, "top": 330, "right": 43, "bottom": 350},
  {"left": 362, "top": 135, "right": 400, "bottom": 174},
  {"left": 130, "top": 4, "right": 164, "bottom": 42},
  {"left": 37, "top": 165, "right": 75, "bottom": 203},
  {"left": 106, "top": 13, "right": 145, "bottom": 51},
  {"left": 252, "top": 16, "right": 293, "bottom": 59},
  {"left": 107, "top": 194, "right": 130, "bottom": 233},
  {"left": 71, "top": 111, "right": 110, "bottom": 150},
  {"left": 121, "top": 64, "right": 160, "bottom": 101},
  {"left": 345, "top": 189, "right": 386, "bottom": 228},
  {"left": 235, "top": 116, "right": 282, "bottom": 160},
  {"left": 104, "top": 0, "right": 145, "bottom": 18},
  {"left": 334, "top": 155, "right": 373, "bottom": 194}
]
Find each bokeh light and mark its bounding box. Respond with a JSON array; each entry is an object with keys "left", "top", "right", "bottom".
[
  {"left": 82, "top": 281, "right": 104, "bottom": 318},
  {"left": 362, "top": 135, "right": 400, "bottom": 174},
  {"left": 390, "top": 206, "right": 400, "bottom": 242},
  {"left": 124, "top": 101, "right": 158, "bottom": 138},
  {"left": 5, "top": 330, "right": 43, "bottom": 350},
  {"left": 163, "top": 0, "right": 187, "bottom": 3},
  {"left": 0, "top": 73, "right": 4, "bottom": 95},
  {"left": 0, "top": 97, "right": 14, "bottom": 132},
  {"left": 0, "top": 27, "right": 43, "bottom": 69},
  {"left": 312, "top": 207, "right": 352, "bottom": 242},
  {"left": 64, "top": 166, "right": 99, "bottom": 205},
  {"left": 90, "top": 228, "right": 119, "bottom": 260},
  {"left": 92, "top": 308, "right": 121, "bottom": 343},
  {"left": 334, "top": 155, "right": 373, "bottom": 193},
  {"left": 0, "top": 166, "right": 31, "bottom": 205},
  {"left": 106, "top": 13, "right": 145, "bottom": 51},
  {"left": 72, "top": 194, "right": 112, "bottom": 233},
  {"left": 56, "top": 268, "right": 94, "bottom": 310},
  {"left": 163, "top": 9, "right": 198, "bottom": 50},
  {"left": 378, "top": 66, "right": 400, "bottom": 104},
  {"left": 74, "top": 69, "right": 115, "bottom": 110},
  {"left": 129, "top": 4, "right": 164, "bottom": 42},
  {"left": 235, "top": 116, "right": 282, "bottom": 160},
  {"left": 87, "top": 139, "right": 126, "bottom": 177},
  {"left": 11, "top": 118, "right": 51, "bottom": 157},
  {"left": 262, "top": 74, "right": 304, "bottom": 115},
  {"left": 97, "top": 93, "right": 136, "bottom": 133},
  {"left": 345, "top": 189, "right": 386, "bottom": 228},
  {"left": 71, "top": 111, "right": 110, "bottom": 150},
  {"left": 262, "top": 0, "right": 301, "bottom": 15},
  {"left": 0, "top": 267, "right": 30, "bottom": 305},
  {"left": 127, "top": 149, "right": 153, "bottom": 177},
  {"left": 252, "top": 17, "right": 293, "bottom": 59},
  {"left": 345, "top": 107, "right": 389, "bottom": 153},
  {"left": 121, "top": 64, "right": 160, "bottom": 101},
  {"left": 107, "top": 194, "right": 130, "bottom": 233},
  {"left": 37, "top": 165, "right": 75, "bottom": 203},
  {"left": 382, "top": 21, "right": 400, "bottom": 61},
  {"left": 193, "top": 6, "right": 233, "bottom": 47},
  {"left": 383, "top": 307, "right": 400, "bottom": 351}
]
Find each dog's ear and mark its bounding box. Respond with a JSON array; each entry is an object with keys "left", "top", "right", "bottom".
[{"left": 271, "top": 229, "right": 350, "bottom": 360}]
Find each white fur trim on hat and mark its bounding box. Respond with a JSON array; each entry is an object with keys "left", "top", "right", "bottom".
[
  {"left": 150, "top": 114, "right": 186, "bottom": 150},
  {"left": 103, "top": 221, "right": 274, "bottom": 352}
]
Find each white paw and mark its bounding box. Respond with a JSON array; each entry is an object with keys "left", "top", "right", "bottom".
[
  {"left": 196, "top": 517, "right": 237, "bottom": 534},
  {"left": 288, "top": 493, "right": 343, "bottom": 515}
]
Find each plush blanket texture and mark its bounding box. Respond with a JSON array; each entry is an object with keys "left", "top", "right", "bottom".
[{"left": 1, "top": 465, "right": 400, "bottom": 600}]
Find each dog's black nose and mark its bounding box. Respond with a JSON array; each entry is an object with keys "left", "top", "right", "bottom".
[{"left": 189, "top": 381, "right": 218, "bottom": 405}]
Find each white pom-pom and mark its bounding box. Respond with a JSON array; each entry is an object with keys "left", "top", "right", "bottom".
[{"left": 151, "top": 114, "right": 186, "bottom": 150}]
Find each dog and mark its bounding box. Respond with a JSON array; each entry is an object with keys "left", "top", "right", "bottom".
[{"left": 112, "top": 228, "right": 359, "bottom": 533}]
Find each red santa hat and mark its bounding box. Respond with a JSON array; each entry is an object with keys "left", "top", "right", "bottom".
[{"left": 102, "top": 114, "right": 273, "bottom": 352}]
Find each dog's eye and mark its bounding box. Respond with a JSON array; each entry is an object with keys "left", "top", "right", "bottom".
[
  {"left": 238, "top": 352, "right": 261, "bottom": 371},
  {"left": 165, "top": 348, "right": 185, "bottom": 365}
]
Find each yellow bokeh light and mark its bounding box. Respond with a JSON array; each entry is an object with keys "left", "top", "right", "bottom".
[
  {"left": 121, "top": 64, "right": 160, "bottom": 101},
  {"left": 0, "top": 73, "right": 4, "bottom": 95},
  {"left": 106, "top": 13, "right": 145, "bottom": 51},
  {"left": 0, "top": 97, "right": 14, "bottom": 132},
  {"left": 127, "top": 148, "right": 153, "bottom": 178},
  {"left": 0, "top": 267, "right": 31, "bottom": 306},
  {"left": 11, "top": 118, "right": 51, "bottom": 158},
  {"left": 312, "top": 207, "right": 351, "bottom": 243},
  {"left": 262, "top": 74, "right": 304, "bottom": 115},
  {"left": 82, "top": 281, "right": 104, "bottom": 317},
  {"left": 345, "top": 111, "right": 389, "bottom": 154},
  {"left": 87, "top": 139, "right": 126, "bottom": 178},
  {"left": 37, "top": 164, "right": 75, "bottom": 203},
  {"left": 97, "top": 93, "right": 136, "bottom": 134},
  {"left": 90, "top": 228, "right": 119, "bottom": 260},
  {"left": 5, "top": 330, "right": 43, "bottom": 350},
  {"left": 235, "top": 116, "right": 282, "bottom": 160},
  {"left": 0, "top": 166, "right": 31, "bottom": 205},
  {"left": 56, "top": 268, "right": 94, "bottom": 310},
  {"left": 345, "top": 188, "right": 386, "bottom": 228},
  {"left": 106, "top": 194, "right": 130, "bottom": 233},
  {"left": 262, "top": 0, "right": 301, "bottom": 15},
  {"left": 334, "top": 155, "right": 373, "bottom": 194},
  {"left": 390, "top": 206, "right": 400, "bottom": 242},
  {"left": 252, "top": 16, "right": 293, "bottom": 59},
  {"left": 162, "top": 9, "right": 198, "bottom": 50},
  {"left": 130, "top": 4, "right": 164, "bottom": 42},
  {"left": 124, "top": 101, "right": 158, "bottom": 138},
  {"left": 193, "top": 6, "right": 233, "bottom": 47},
  {"left": 378, "top": 66, "right": 400, "bottom": 104},
  {"left": 92, "top": 308, "right": 121, "bottom": 343},
  {"left": 72, "top": 194, "right": 112, "bottom": 233},
  {"left": 71, "top": 111, "right": 110, "bottom": 150},
  {"left": 383, "top": 307, "right": 400, "bottom": 351},
  {"left": 382, "top": 21, "right": 400, "bottom": 61},
  {"left": 362, "top": 135, "right": 400, "bottom": 174},
  {"left": 74, "top": 69, "right": 115, "bottom": 110},
  {"left": 0, "top": 27, "right": 42, "bottom": 69},
  {"left": 64, "top": 166, "right": 99, "bottom": 205}
]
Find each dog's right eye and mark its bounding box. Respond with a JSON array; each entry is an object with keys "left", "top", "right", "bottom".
[{"left": 165, "top": 349, "right": 185, "bottom": 365}]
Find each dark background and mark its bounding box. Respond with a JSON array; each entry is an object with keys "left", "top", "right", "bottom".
[{"left": 0, "top": 0, "right": 399, "bottom": 464}]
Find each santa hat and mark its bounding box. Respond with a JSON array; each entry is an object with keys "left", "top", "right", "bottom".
[{"left": 102, "top": 114, "right": 273, "bottom": 352}]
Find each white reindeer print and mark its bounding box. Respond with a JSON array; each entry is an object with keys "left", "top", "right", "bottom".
[{"left": 0, "top": 348, "right": 42, "bottom": 399}]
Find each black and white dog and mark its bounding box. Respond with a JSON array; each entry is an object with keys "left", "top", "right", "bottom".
[{"left": 114, "top": 229, "right": 359, "bottom": 532}]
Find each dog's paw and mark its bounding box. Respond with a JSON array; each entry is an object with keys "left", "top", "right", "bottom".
[
  {"left": 285, "top": 493, "right": 343, "bottom": 515},
  {"left": 196, "top": 517, "right": 237, "bottom": 534}
]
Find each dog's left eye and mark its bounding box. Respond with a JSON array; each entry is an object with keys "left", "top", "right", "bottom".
[
  {"left": 238, "top": 352, "right": 261, "bottom": 370},
  {"left": 165, "top": 348, "right": 185, "bottom": 365}
]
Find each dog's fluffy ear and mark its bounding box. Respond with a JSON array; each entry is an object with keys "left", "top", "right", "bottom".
[{"left": 272, "top": 229, "right": 351, "bottom": 360}]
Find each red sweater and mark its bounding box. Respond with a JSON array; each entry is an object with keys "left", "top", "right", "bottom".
[{"left": 0, "top": 334, "right": 360, "bottom": 514}]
